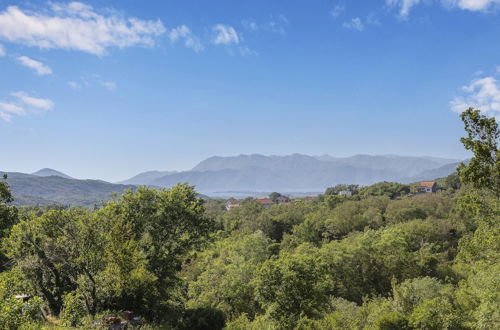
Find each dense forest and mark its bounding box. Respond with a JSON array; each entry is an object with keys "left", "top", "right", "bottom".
[{"left": 0, "top": 108, "right": 498, "bottom": 329}]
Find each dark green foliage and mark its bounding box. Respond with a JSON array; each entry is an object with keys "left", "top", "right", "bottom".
[
  {"left": 3, "top": 184, "right": 215, "bottom": 326},
  {"left": 183, "top": 307, "right": 226, "bottom": 330},
  {"left": 255, "top": 246, "right": 332, "bottom": 328},
  {"left": 0, "top": 175, "right": 18, "bottom": 269},
  {"left": 324, "top": 184, "right": 359, "bottom": 195},
  {"left": 358, "top": 181, "right": 410, "bottom": 199}
]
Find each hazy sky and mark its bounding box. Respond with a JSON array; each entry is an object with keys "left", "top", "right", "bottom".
[{"left": 0, "top": 0, "right": 499, "bottom": 181}]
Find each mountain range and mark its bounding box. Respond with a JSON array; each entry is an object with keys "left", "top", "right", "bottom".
[
  {"left": 121, "top": 154, "right": 462, "bottom": 192},
  {"left": 2, "top": 154, "right": 462, "bottom": 206}
]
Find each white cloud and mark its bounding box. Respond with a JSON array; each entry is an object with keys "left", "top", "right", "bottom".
[
  {"left": 169, "top": 25, "right": 204, "bottom": 52},
  {"left": 0, "top": 101, "right": 24, "bottom": 121},
  {"left": 239, "top": 46, "right": 259, "bottom": 57},
  {"left": 68, "top": 74, "right": 117, "bottom": 91},
  {"left": 451, "top": 76, "right": 500, "bottom": 118},
  {"left": 0, "top": 2, "right": 166, "bottom": 55},
  {"left": 0, "top": 44, "right": 5, "bottom": 56},
  {"left": 343, "top": 18, "right": 365, "bottom": 31},
  {"left": 212, "top": 24, "right": 240, "bottom": 45},
  {"left": 0, "top": 91, "right": 53, "bottom": 122},
  {"left": 68, "top": 81, "right": 81, "bottom": 89},
  {"left": 242, "top": 20, "right": 259, "bottom": 31},
  {"left": 388, "top": 0, "right": 500, "bottom": 17},
  {"left": 16, "top": 56, "right": 52, "bottom": 75},
  {"left": 386, "top": 0, "right": 422, "bottom": 18},
  {"left": 11, "top": 91, "right": 54, "bottom": 110},
  {"left": 444, "top": 0, "right": 500, "bottom": 11},
  {"left": 100, "top": 81, "right": 117, "bottom": 90},
  {"left": 242, "top": 15, "right": 289, "bottom": 35},
  {"left": 331, "top": 5, "right": 345, "bottom": 18}
]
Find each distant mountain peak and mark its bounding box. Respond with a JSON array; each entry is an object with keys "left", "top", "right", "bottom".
[
  {"left": 118, "top": 170, "right": 177, "bottom": 185},
  {"left": 32, "top": 168, "right": 73, "bottom": 179}
]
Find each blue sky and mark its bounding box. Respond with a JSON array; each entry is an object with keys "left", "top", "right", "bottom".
[{"left": 0, "top": 0, "right": 499, "bottom": 181}]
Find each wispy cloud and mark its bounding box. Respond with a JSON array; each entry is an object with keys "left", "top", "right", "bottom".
[
  {"left": 16, "top": 56, "right": 52, "bottom": 75},
  {"left": 0, "top": 91, "right": 53, "bottom": 121},
  {"left": 386, "top": 0, "right": 422, "bottom": 18},
  {"left": 68, "top": 81, "right": 82, "bottom": 89},
  {"left": 331, "top": 5, "right": 345, "bottom": 18},
  {"left": 0, "top": 44, "right": 5, "bottom": 56},
  {"left": 169, "top": 25, "right": 204, "bottom": 52},
  {"left": 11, "top": 91, "right": 54, "bottom": 110},
  {"left": 451, "top": 75, "right": 500, "bottom": 118},
  {"left": 343, "top": 17, "right": 365, "bottom": 31},
  {"left": 444, "top": 0, "right": 500, "bottom": 11},
  {"left": 212, "top": 24, "right": 240, "bottom": 45},
  {"left": 242, "top": 15, "right": 289, "bottom": 35},
  {"left": 238, "top": 46, "right": 259, "bottom": 57},
  {"left": 100, "top": 81, "right": 117, "bottom": 91},
  {"left": 0, "top": 2, "right": 166, "bottom": 55},
  {"left": 0, "top": 101, "right": 24, "bottom": 121},
  {"left": 68, "top": 74, "right": 117, "bottom": 91},
  {"left": 387, "top": 0, "right": 500, "bottom": 18}
]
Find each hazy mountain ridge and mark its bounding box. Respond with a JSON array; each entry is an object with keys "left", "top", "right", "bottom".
[
  {"left": 146, "top": 154, "right": 463, "bottom": 192},
  {"left": 118, "top": 170, "right": 176, "bottom": 185}
]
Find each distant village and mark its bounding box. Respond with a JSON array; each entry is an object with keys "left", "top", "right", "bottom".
[{"left": 226, "top": 180, "right": 438, "bottom": 210}]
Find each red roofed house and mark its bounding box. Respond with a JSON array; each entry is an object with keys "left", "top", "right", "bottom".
[
  {"left": 416, "top": 181, "right": 437, "bottom": 194},
  {"left": 256, "top": 197, "right": 274, "bottom": 208}
]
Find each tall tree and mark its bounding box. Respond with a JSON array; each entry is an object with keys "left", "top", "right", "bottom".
[
  {"left": 0, "top": 174, "right": 17, "bottom": 270},
  {"left": 457, "top": 108, "right": 499, "bottom": 196}
]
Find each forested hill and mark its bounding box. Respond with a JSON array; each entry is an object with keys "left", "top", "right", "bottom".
[{"left": 1, "top": 172, "right": 135, "bottom": 207}]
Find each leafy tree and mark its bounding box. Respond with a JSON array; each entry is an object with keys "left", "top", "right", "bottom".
[
  {"left": 269, "top": 192, "right": 282, "bottom": 202},
  {"left": 392, "top": 277, "right": 445, "bottom": 315},
  {"left": 409, "top": 295, "right": 463, "bottom": 329},
  {"left": 324, "top": 184, "right": 359, "bottom": 195},
  {"left": 4, "top": 184, "right": 215, "bottom": 322},
  {"left": 186, "top": 232, "right": 270, "bottom": 319},
  {"left": 358, "top": 181, "right": 410, "bottom": 199},
  {"left": 255, "top": 245, "right": 332, "bottom": 328},
  {"left": 457, "top": 108, "right": 499, "bottom": 196},
  {"left": 0, "top": 174, "right": 18, "bottom": 270}
]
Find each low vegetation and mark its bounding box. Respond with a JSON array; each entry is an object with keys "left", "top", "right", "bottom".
[{"left": 0, "top": 108, "right": 498, "bottom": 329}]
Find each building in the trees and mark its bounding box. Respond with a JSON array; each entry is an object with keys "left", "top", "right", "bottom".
[
  {"left": 338, "top": 190, "right": 353, "bottom": 196},
  {"left": 416, "top": 181, "right": 437, "bottom": 193},
  {"left": 226, "top": 198, "right": 241, "bottom": 210},
  {"left": 275, "top": 195, "right": 291, "bottom": 204},
  {"left": 256, "top": 197, "right": 275, "bottom": 208}
]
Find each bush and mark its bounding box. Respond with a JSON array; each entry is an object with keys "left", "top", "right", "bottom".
[
  {"left": 0, "top": 297, "right": 44, "bottom": 330},
  {"left": 61, "top": 291, "right": 87, "bottom": 327}
]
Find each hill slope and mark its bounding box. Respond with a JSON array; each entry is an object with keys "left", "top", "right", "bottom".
[{"left": 2, "top": 172, "right": 135, "bottom": 207}]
